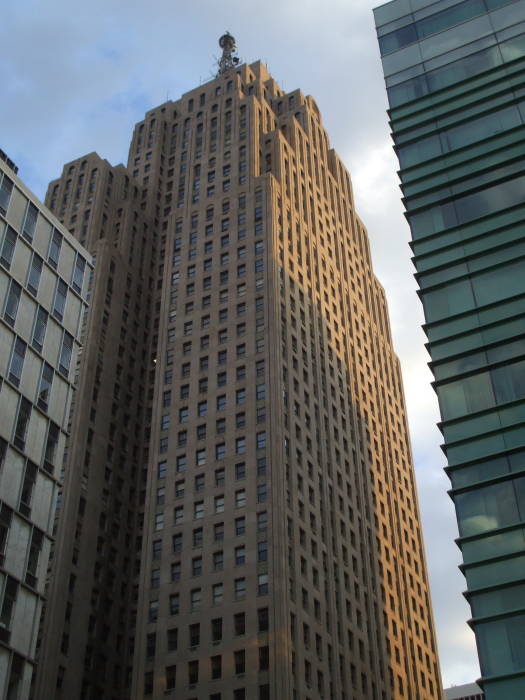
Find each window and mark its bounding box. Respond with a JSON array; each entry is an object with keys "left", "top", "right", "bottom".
[
  {"left": 194, "top": 501, "right": 204, "bottom": 519},
  {"left": 214, "top": 522, "right": 224, "bottom": 541},
  {"left": 4, "top": 280, "right": 21, "bottom": 326},
  {"left": 37, "top": 362, "right": 53, "bottom": 410},
  {"left": 258, "top": 541, "right": 268, "bottom": 562},
  {"left": 259, "top": 646, "right": 269, "bottom": 671},
  {"left": 72, "top": 254, "right": 86, "bottom": 293},
  {"left": 152, "top": 540, "right": 162, "bottom": 560},
  {"left": 196, "top": 448, "right": 206, "bottom": 466},
  {"left": 235, "top": 649, "right": 246, "bottom": 675},
  {"left": 19, "top": 461, "right": 37, "bottom": 517},
  {"left": 236, "top": 412, "right": 246, "bottom": 427},
  {"left": 235, "top": 545, "right": 246, "bottom": 566},
  {"left": 215, "top": 443, "right": 226, "bottom": 461},
  {"left": 257, "top": 484, "right": 267, "bottom": 503},
  {"left": 27, "top": 253, "right": 43, "bottom": 295},
  {"left": 48, "top": 229, "right": 63, "bottom": 269},
  {"left": 166, "top": 665, "right": 177, "bottom": 690},
  {"left": 234, "top": 578, "right": 246, "bottom": 600},
  {"left": 213, "top": 551, "right": 224, "bottom": 571},
  {"left": 217, "top": 395, "right": 226, "bottom": 411},
  {"left": 235, "top": 517, "right": 246, "bottom": 536},
  {"left": 194, "top": 474, "right": 205, "bottom": 492},
  {"left": 212, "top": 583, "right": 223, "bottom": 605},
  {"left": 149, "top": 600, "right": 159, "bottom": 622},
  {"left": 190, "top": 588, "right": 201, "bottom": 610},
  {"left": 0, "top": 174, "right": 13, "bottom": 215},
  {"left": 8, "top": 337, "right": 26, "bottom": 387},
  {"left": 235, "top": 462, "right": 246, "bottom": 480},
  {"left": 32, "top": 306, "right": 48, "bottom": 352},
  {"left": 179, "top": 407, "right": 189, "bottom": 422},
  {"left": 258, "top": 607, "right": 269, "bottom": 632},
  {"left": 154, "top": 512, "right": 164, "bottom": 531},
  {"left": 211, "top": 655, "right": 222, "bottom": 680},
  {"left": 234, "top": 612, "right": 245, "bottom": 635},
  {"left": 235, "top": 437, "right": 246, "bottom": 455},
  {"left": 236, "top": 389, "right": 246, "bottom": 405},
  {"left": 170, "top": 594, "right": 180, "bottom": 615},
  {"left": 256, "top": 384, "right": 266, "bottom": 400},
  {"left": 214, "top": 495, "right": 225, "bottom": 513},
  {"left": 235, "top": 490, "right": 246, "bottom": 508},
  {"left": 258, "top": 573, "right": 269, "bottom": 595},
  {"left": 167, "top": 627, "right": 178, "bottom": 651},
  {"left": 192, "top": 557, "right": 202, "bottom": 577},
  {"left": 193, "top": 528, "right": 203, "bottom": 548},
  {"left": 174, "top": 506, "right": 184, "bottom": 524},
  {"left": 197, "top": 400, "right": 207, "bottom": 417},
  {"left": 207, "top": 618, "right": 222, "bottom": 646},
  {"left": 189, "top": 622, "right": 200, "bottom": 647},
  {"left": 58, "top": 331, "right": 73, "bottom": 376},
  {"left": 218, "top": 350, "right": 227, "bottom": 364},
  {"left": 0, "top": 225, "right": 16, "bottom": 268},
  {"left": 13, "top": 398, "right": 31, "bottom": 450},
  {"left": 171, "top": 561, "right": 181, "bottom": 581},
  {"left": 173, "top": 534, "right": 183, "bottom": 553},
  {"left": 257, "top": 510, "right": 268, "bottom": 532}
]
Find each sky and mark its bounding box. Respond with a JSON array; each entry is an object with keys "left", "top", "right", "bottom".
[{"left": 2, "top": 0, "right": 479, "bottom": 689}]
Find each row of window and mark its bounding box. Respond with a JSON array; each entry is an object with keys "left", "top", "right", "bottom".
[
  {"left": 0, "top": 216, "right": 86, "bottom": 294},
  {"left": 148, "top": 573, "right": 269, "bottom": 621},
  {"left": 156, "top": 459, "right": 267, "bottom": 505},
  {"left": 152, "top": 511, "right": 268, "bottom": 559},
  {"left": 146, "top": 647, "right": 269, "bottom": 691},
  {"left": 153, "top": 545, "right": 268, "bottom": 595},
  {"left": 3, "top": 288, "right": 74, "bottom": 375}
]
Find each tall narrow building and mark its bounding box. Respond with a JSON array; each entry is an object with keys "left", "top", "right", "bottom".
[
  {"left": 130, "top": 41, "right": 442, "bottom": 699},
  {"left": 35, "top": 37, "right": 442, "bottom": 700},
  {"left": 374, "top": 1, "right": 525, "bottom": 698}
]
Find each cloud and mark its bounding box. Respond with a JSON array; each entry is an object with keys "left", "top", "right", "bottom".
[{"left": 1, "top": 0, "right": 480, "bottom": 687}]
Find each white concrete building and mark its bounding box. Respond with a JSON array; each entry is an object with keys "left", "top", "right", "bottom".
[{"left": 0, "top": 156, "right": 91, "bottom": 699}]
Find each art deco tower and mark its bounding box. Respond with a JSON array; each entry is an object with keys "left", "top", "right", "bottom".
[
  {"left": 34, "top": 35, "right": 442, "bottom": 700},
  {"left": 129, "top": 36, "right": 442, "bottom": 699}
]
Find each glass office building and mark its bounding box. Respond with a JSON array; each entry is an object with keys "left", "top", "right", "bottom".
[{"left": 374, "top": 0, "right": 525, "bottom": 697}]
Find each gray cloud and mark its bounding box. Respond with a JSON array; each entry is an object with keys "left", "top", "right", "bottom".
[{"left": 2, "top": 0, "right": 479, "bottom": 686}]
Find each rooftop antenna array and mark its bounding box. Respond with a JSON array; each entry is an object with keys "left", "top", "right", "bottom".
[{"left": 216, "top": 32, "right": 240, "bottom": 76}]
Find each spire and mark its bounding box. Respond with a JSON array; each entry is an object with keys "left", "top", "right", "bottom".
[{"left": 216, "top": 32, "right": 240, "bottom": 76}]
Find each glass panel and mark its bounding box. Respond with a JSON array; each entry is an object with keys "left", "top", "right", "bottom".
[
  {"left": 438, "top": 371, "right": 495, "bottom": 419},
  {"left": 477, "top": 613, "right": 525, "bottom": 676},
  {"left": 455, "top": 477, "right": 524, "bottom": 535}
]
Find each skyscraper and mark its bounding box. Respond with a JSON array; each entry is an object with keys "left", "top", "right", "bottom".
[
  {"left": 37, "top": 37, "right": 442, "bottom": 699},
  {"left": 0, "top": 157, "right": 90, "bottom": 699},
  {"left": 374, "top": 1, "right": 525, "bottom": 698}
]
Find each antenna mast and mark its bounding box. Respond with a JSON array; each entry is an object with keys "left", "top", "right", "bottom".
[{"left": 216, "top": 32, "right": 240, "bottom": 76}]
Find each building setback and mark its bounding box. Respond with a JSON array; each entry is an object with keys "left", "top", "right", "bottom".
[
  {"left": 374, "top": 0, "right": 525, "bottom": 698},
  {"left": 0, "top": 158, "right": 90, "bottom": 699},
  {"left": 35, "top": 39, "right": 442, "bottom": 699},
  {"left": 34, "top": 154, "right": 157, "bottom": 699}
]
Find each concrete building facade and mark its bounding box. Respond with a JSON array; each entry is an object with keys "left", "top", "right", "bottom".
[
  {"left": 0, "top": 158, "right": 90, "bottom": 699},
  {"left": 374, "top": 0, "right": 525, "bottom": 697}
]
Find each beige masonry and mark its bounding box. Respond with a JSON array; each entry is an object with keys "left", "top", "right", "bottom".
[{"left": 34, "top": 56, "right": 442, "bottom": 700}]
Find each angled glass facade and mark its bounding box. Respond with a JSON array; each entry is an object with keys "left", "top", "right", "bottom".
[{"left": 374, "top": 0, "right": 525, "bottom": 697}]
